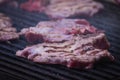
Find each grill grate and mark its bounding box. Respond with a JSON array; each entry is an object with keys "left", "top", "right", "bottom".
[{"left": 0, "top": 1, "right": 120, "bottom": 80}]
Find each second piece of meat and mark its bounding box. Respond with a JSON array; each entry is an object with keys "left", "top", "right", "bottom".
[
  {"left": 45, "top": 0, "right": 104, "bottom": 18},
  {"left": 0, "top": 13, "right": 19, "bottom": 41}
]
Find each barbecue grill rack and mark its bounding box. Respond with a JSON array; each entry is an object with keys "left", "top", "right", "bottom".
[{"left": 0, "top": 0, "right": 120, "bottom": 80}]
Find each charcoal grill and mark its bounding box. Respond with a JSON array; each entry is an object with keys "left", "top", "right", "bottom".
[{"left": 0, "top": 0, "right": 120, "bottom": 80}]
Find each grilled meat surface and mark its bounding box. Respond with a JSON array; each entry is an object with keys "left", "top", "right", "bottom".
[
  {"left": 20, "top": 0, "right": 103, "bottom": 18},
  {"left": 20, "top": 0, "right": 49, "bottom": 12},
  {"left": 0, "top": 13, "right": 19, "bottom": 41},
  {"left": 45, "top": 0, "right": 103, "bottom": 18},
  {"left": 16, "top": 33, "right": 114, "bottom": 69},
  {"left": 20, "top": 19, "right": 98, "bottom": 43},
  {"left": 17, "top": 19, "right": 114, "bottom": 69}
]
